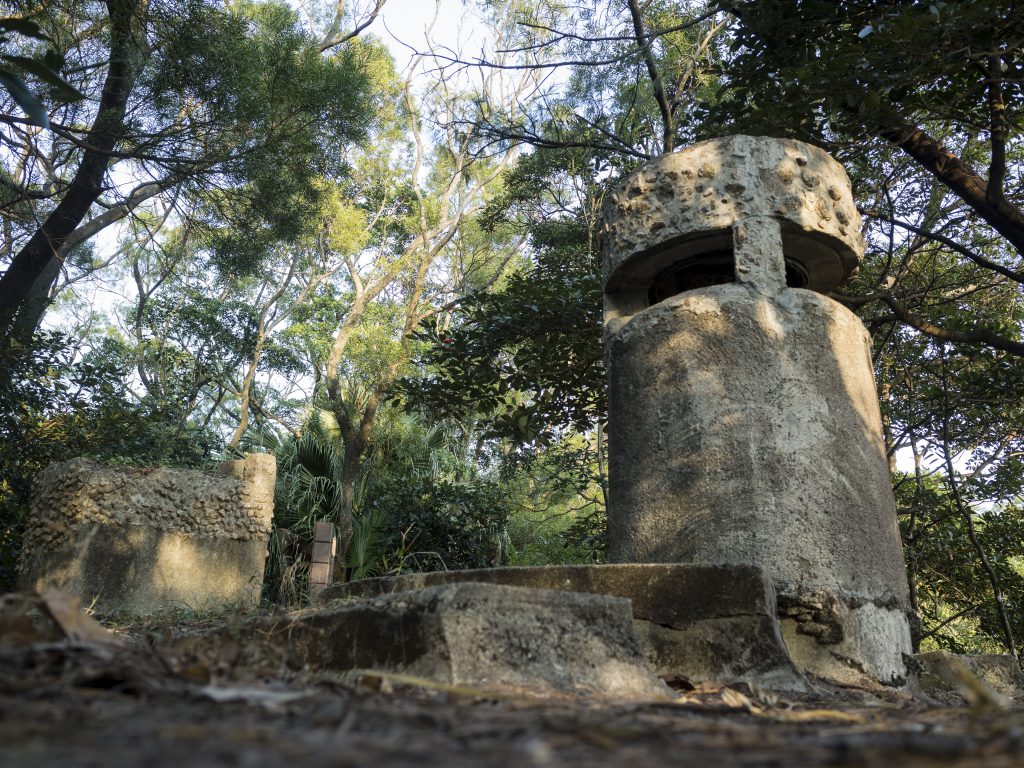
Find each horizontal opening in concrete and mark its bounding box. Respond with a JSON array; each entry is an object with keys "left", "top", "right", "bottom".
[
  {"left": 646, "top": 252, "right": 810, "bottom": 306},
  {"left": 784, "top": 259, "right": 809, "bottom": 290},
  {"left": 605, "top": 225, "right": 859, "bottom": 299},
  {"left": 648, "top": 251, "right": 734, "bottom": 305}
]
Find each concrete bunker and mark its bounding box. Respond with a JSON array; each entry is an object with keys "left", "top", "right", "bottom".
[{"left": 600, "top": 135, "right": 914, "bottom": 688}]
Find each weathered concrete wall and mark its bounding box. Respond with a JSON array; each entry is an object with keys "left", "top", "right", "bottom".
[
  {"left": 18, "top": 454, "right": 276, "bottom": 615},
  {"left": 600, "top": 136, "right": 913, "bottom": 687},
  {"left": 602, "top": 135, "right": 865, "bottom": 336}
]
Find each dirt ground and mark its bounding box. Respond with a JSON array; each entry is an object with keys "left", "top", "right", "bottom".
[{"left": 2, "top": 592, "right": 1024, "bottom": 768}]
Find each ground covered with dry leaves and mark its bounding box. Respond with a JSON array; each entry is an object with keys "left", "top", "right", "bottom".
[{"left": 2, "top": 590, "right": 1023, "bottom": 768}]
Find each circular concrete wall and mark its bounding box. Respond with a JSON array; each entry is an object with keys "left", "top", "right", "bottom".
[{"left": 600, "top": 137, "right": 913, "bottom": 687}]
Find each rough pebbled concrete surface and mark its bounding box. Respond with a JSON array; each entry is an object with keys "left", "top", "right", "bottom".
[
  {"left": 600, "top": 134, "right": 863, "bottom": 309},
  {"left": 320, "top": 564, "right": 809, "bottom": 692},
  {"left": 19, "top": 454, "right": 276, "bottom": 615}
]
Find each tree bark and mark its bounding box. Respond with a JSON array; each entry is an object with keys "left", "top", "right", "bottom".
[
  {"left": 874, "top": 115, "right": 1024, "bottom": 257},
  {"left": 332, "top": 387, "right": 380, "bottom": 579},
  {"left": 9, "top": 177, "right": 178, "bottom": 339},
  {"left": 0, "top": 0, "right": 145, "bottom": 339}
]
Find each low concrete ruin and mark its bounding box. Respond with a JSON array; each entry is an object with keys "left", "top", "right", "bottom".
[
  {"left": 321, "top": 564, "right": 809, "bottom": 692},
  {"left": 599, "top": 135, "right": 913, "bottom": 687},
  {"left": 176, "top": 582, "right": 670, "bottom": 700},
  {"left": 18, "top": 454, "right": 276, "bottom": 615}
]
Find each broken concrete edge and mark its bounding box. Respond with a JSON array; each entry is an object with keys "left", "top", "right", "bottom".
[
  {"left": 169, "top": 582, "right": 673, "bottom": 702},
  {"left": 319, "top": 564, "right": 812, "bottom": 694},
  {"left": 776, "top": 589, "right": 914, "bottom": 689},
  {"left": 914, "top": 650, "right": 1024, "bottom": 704}
]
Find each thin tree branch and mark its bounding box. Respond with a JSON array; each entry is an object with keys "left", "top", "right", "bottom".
[
  {"left": 627, "top": 0, "right": 674, "bottom": 154},
  {"left": 860, "top": 208, "right": 1024, "bottom": 284},
  {"left": 318, "top": 0, "right": 387, "bottom": 52}
]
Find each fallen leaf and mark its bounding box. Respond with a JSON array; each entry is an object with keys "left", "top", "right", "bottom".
[
  {"left": 39, "top": 588, "right": 120, "bottom": 646},
  {"left": 721, "top": 688, "right": 757, "bottom": 712},
  {"left": 197, "top": 684, "right": 312, "bottom": 710}
]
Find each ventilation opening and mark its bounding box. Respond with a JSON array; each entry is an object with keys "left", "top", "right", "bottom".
[
  {"left": 647, "top": 251, "right": 810, "bottom": 306},
  {"left": 784, "top": 260, "right": 809, "bottom": 289},
  {"left": 648, "top": 251, "right": 734, "bottom": 306}
]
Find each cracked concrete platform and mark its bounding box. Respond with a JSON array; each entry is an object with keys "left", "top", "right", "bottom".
[
  {"left": 174, "top": 581, "right": 671, "bottom": 700},
  {"left": 320, "top": 563, "right": 809, "bottom": 692}
]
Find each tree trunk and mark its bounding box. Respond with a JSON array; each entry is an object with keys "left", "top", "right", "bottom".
[
  {"left": 0, "top": 0, "right": 145, "bottom": 340},
  {"left": 335, "top": 432, "right": 364, "bottom": 576},
  {"left": 10, "top": 177, "right": 177, "bottom": 340},
  {"left": 9, "top": 257, "right": 61, "bottom": 341},
  {"left": 875, "top": 115, "right": 1024, "bottom": 257},
  {"left": 329, "top": 388, "right": 381, "bottom": 581}
]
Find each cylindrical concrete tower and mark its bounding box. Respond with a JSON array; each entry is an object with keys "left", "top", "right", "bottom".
[{"left": 600, "top": 135, "right": 912, "bottom": 687}]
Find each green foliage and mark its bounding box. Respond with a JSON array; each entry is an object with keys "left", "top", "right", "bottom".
[
  {"left": 263, "top": 405, "right": 513, "bottom": 585},
  {"left": 366, "top": 473, "right": 509, "bottom": 572},
  {"left": 139, "top": 1, "right": 384, "bottom": 277},
  {"left": 897, "top": 471, "right": 1024, "bottom": 654},
  {"left": 714, "top": 0, "right": 1023, "bottom": 144},
  {"left": 0, "top": 13, "right": 84, "bottom": 126},
  {"left": 402, "top": 152, "right": 606, "bottom": 444}
]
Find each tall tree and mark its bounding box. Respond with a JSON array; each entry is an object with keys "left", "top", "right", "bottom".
[
  {"left": 0, "top": 0, "right": 381, "bottom": 342},
  {"left": 317, "top": 39, "right": 534, "bottom": 560}
]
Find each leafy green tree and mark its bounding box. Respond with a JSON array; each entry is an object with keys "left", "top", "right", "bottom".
[
  {"left": 0, "top": 0, "right": 381, "bottom": 342},
  {"left": 304, "top": 42, "right": 536, "bottom": 563}
]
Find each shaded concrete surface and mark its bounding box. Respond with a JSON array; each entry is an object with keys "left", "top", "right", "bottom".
[
  {"left": 320, "top": 564, "right": 809, "bottom": 692},
  {"left": 916, "top": 651, "right": 1024, "bottom": 703},
  {"left": 175, "top": 582, "right": 670, "bottom": 700},
  {"left": 18, "top": 454, "right": 276, "bottom": 615}
]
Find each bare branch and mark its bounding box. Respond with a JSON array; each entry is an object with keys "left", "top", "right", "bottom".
[
  {"left": 860, "top": 207, "right": 1024, "bottom": 284},
  {"left": 627, "top": 0, "right": 673, "bottom": 154},
  {"left": 318, "top": 0, "right": 388, "bottom": 52}
]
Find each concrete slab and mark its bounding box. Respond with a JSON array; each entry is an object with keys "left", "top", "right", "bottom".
[
  {"left": 915, "top": 651, "right": 1024, "bottom": 702},
  {"left": 320, "top": 564, "right": 810, "bottom": 692},
  {"left": 174, "top": 582, "right": 670, "bottom": 700}
]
